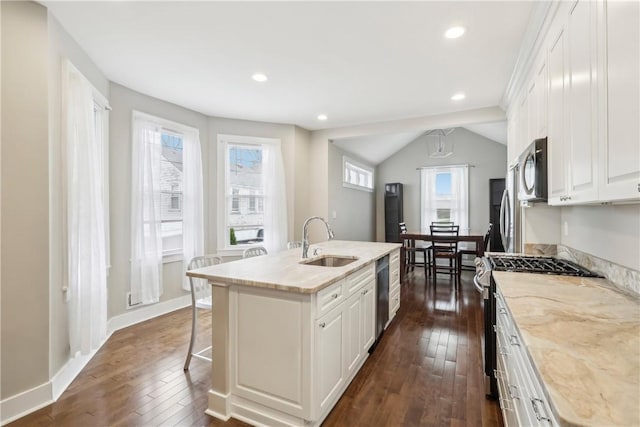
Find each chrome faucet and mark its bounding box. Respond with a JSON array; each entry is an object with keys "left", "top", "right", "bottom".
[{"left": 302, "top": 216, "right": 335, "bottom": 258}]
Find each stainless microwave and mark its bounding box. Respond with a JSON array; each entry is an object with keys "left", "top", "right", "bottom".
[{"left": 518, "top": 137, "right": 548, "bottom": 202}]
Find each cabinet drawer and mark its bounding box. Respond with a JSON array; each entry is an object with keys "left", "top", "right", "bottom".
[
  {"left": 390, "top": 249, "right": 400, "bottom": 268},
  {"left": 389, "top": 277, "right": 400, "bottom": 294},
  {"left": 316, "top": 280, "right": 344, "bottom": 318},
  {"left": 345, "top": 264, "right": 374, "bottom": 297},
  {"left": 389, "top": 286, "right": 400, "bottom": 315}
]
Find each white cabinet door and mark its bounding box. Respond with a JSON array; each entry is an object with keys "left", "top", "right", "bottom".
[
  {"left": 527, "top": 80, "right": 538, "bottom": 143},
  {"left": 361, "top": 281, "right": 375, "bottom": 353},
  {"left": 534, "top": 59, "right": 548, "bottom": 139},
  {"left": 316, "top": 307, "right": 345, "bottom": 412},
  {"left": 548, "top": 27, "right": 569, "bottom": 204},
  {"left": 598, "top": 0, "right": 640, "bottom": 201},
  {"left": 567, "top": 0, "right": 599, "bottom": 203},
  {"left": 518, "top": 95, "right": 530, "bottom": 156},
  {"left": 507, "top": 111, "right": 519, "bottom": 166},
  {"left": 345, "top": 292, "right": 362, "bottom": 377}
]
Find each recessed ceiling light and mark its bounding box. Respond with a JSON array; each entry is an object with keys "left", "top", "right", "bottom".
[
  {"left": 317, "top": 114, "right": 328, "bottom": 121},
  {"left": 445, "top": 26, "right": 466, "bottom": 39},
  {"left": 251, "top": 73, "right": 268, "bottom": 82},
  {"left": 451, "top": 93, "right": 466, "bottom": 101}
]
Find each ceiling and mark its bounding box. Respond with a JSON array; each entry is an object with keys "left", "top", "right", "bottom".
[
  {"left": 45, "top": 1, "right": 534, "bottom": 131},
  {"left": 332, "top": 121, "right": 506, "bottom": 165}
]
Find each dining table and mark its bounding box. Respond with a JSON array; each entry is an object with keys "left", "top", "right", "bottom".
[{"left": 399, "top": 231, "right": 485, "bottom": 279}]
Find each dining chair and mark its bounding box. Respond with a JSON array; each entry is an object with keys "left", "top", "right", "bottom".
[
  {"left": 457, "top": 223, "right": 492, "bottom": 276},
  {"left": 184, "top": 254, "right": 223, "bottom": 370},
  {"left": 242, "top": 246, "right": 268, "bottom": 258},
  {"left": 430, "top": 224, "right": 460, "bottom": 288},
  {"left": 399, "top": 222, "right": 431, "bottom": 276}
]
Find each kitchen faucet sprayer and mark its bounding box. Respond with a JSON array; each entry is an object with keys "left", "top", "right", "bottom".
[{"left": 302, "top": 216, "right": 334, "bottom": 258}]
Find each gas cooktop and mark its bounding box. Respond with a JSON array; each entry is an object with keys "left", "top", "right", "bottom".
[{"left": 487, "top": 255, "right": 602, "bottom": 277}]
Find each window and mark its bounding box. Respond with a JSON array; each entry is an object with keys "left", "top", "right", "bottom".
[
  {"left": 224, "top": 139, "right": 265, "bottom": 247},
  {"left": 218, "top": 134, "right": 287, "bottom": 251},
  {"left": 420, "top": 166, "right": 469, "bottom": 233},
  {"left": 343, "top": 156, "right": 374, "bottom": 192},
  {"left": 160, "top": 132, "right": 184, "bottom": 253}
]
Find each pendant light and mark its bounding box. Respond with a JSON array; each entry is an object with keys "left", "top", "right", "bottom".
[{"left": 425, "top": 128, "right": 455, "bottom": 158}]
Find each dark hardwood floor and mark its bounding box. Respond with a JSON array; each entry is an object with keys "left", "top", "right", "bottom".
[{"left": 10, "top": 269, "right": 501, "bottom": 427}]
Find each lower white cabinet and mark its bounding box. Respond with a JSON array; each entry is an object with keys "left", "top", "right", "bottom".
[
  {"left": 495, "top": 288, "right": 559, "bottom": 427},
  {"left": 389, "top": 249, "right": 401, "bottom": 323},
  {"left": 225, "top": 250, "right": 400, "bottom": 426},
  {"left": 316, "top": 305, "right": 346, "bottom": 412}
]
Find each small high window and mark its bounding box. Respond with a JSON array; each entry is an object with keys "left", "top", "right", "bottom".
[{"left": 343, "top": 156, "right": 374, "bottom": 192}]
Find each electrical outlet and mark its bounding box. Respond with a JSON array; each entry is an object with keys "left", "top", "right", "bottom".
[
  {"left": 332, "top": 210, "right": 337, "bottom": 219},
  {"left": 563, "top": 221, "right": 569, "bottom": 236}
]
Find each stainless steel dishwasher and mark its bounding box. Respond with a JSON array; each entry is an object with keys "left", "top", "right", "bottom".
[{"left": 370, "top": 255, "right": 389, "bottom": 352}]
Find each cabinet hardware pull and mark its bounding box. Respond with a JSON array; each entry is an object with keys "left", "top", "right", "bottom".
[
  {"left": 500, "top": 397, "right": 513, "bottom": 412},
  {"left": 530, "top": 397, "right": 551, "bottom": 422},
  {"left": 331, "top": 293, "right": 339, "bottom": 299},
  {"left": 499, "top": 346, "right": 510, "bottom": 356},
  {"left": 509, "top": 335, "right": 520, "bottom": 346},
  {"left": 499, "top": 307, "right": 507, "bottom": 315},
  {"left": 319, "top": 322, "right": 326, "bottom": 328},
  {"left": 637, "top": 183, "right": 640, "bottom": 193},
  {"left": 508, "top": 384, "right": 519, "bottom": 399}
]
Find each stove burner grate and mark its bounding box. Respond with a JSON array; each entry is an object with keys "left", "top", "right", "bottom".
[{"left": 488, "top": 256, "right": 602, "bottom": 277}]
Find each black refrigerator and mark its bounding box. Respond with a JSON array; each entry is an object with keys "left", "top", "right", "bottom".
[{"left": 384, "top": 183, "right": 403, "bottom": 243}]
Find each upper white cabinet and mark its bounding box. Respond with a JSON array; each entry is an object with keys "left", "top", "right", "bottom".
[
  {"left": 509, "top": 0, "right": 639, "bottom": 205},
  {"left": 597, "top": 0, "right": 640, "bottom": 201},
  {"left": 548, "top": 26, "right": 568, "bottom": 204},
  {"left": 551, "top": 0, "right": 600, "bottom": 205}
]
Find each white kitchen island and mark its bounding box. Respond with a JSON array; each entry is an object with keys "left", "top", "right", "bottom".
[{"left": 187, "top": 240, "right": 401, "bottom": 427}]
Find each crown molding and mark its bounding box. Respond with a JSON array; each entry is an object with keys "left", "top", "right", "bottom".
[{"left": 501, "top": 1, "right": 561, "bottom": 113}]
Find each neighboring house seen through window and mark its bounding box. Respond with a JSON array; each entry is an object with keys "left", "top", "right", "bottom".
[
  {"left": 218, "top": 134, "right": 288, "bottom": 252},
  {"left": 160, "top": 132, "right": 184, "bottom": 254}
]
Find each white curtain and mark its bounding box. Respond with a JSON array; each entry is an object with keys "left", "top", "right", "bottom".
[
  {"left": 262, "top": 141, "right": 288, "bottom": 253},
  {"left": 420, "top": 165, "right": 469, "bottom": 233},
  {"left": 420, "top": 168, "right": 439, "bottom": 232},
  {"left": 130, "top": 115, "right": 163, "bottom": 305},
  {"left": 63, "top": 60, "right": 108, "bottom": 355},
  {"left": 451, "top": 166, "right": 469, "bottom": 234},
  {"left": 181, "top": 129, "right": 205, "bottom": 290}
]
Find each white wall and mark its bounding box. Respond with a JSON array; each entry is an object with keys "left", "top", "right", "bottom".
[
  {"left": 561, "top": 205, "right": 640, "bottom": 270},
  {"left": 48, "top": 12, "right": 110, "bottom": 380},
  {"left": 375, "top": 127, "right": 507, "bottom": 240},
  {"left": 328, "top": 144, "right": 376, "bottom": 241},
  {"left": 1, "top": 0, "right": 50, "bottom": 400}
]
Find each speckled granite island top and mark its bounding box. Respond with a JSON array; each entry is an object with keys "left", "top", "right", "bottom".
[
  {"left": 187, "top": 240, "right": 401, "bottom": 294},
  {"left": 493, "top": 271, "right": 640, "bottom": 427}
]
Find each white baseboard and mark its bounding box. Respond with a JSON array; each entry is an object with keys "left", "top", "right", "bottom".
[
  {"left": 108, "top": 294, "right": 191, "bottom": 332},
  {"left": 0, "top": 294, "right": 191, "bottom": 426},
  {"left": 0, "top": 382, "right": 52, "bottom": 426}
]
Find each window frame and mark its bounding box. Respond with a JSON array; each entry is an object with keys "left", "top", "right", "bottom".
[
  {"left": 217, "top": 134, "right": 281, "bottom": 254},
  {"left": 131, "top": 110, "right": 197, "bottom": 261},
  {"left": 342, "top": 156, "right": 374, "bottom": 192}
]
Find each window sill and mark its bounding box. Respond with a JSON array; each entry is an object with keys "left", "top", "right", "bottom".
[
  {"left": 342, "top": 182, "right": 374, "bottom": 192},
  {"left": 163, "top": 251, "right": 183, "bottom": 264}
]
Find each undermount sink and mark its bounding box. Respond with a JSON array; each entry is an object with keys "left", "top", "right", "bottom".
[{"left": 300, "top": 255, "right": 359, "bottom": 267}]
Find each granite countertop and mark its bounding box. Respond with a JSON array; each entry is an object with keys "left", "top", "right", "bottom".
[
  {"left": 493, "top": 271, "right": 640, "bottom": 427},
  {"left": 187, "top": 240, "right": 401, "bottom": 294}
]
